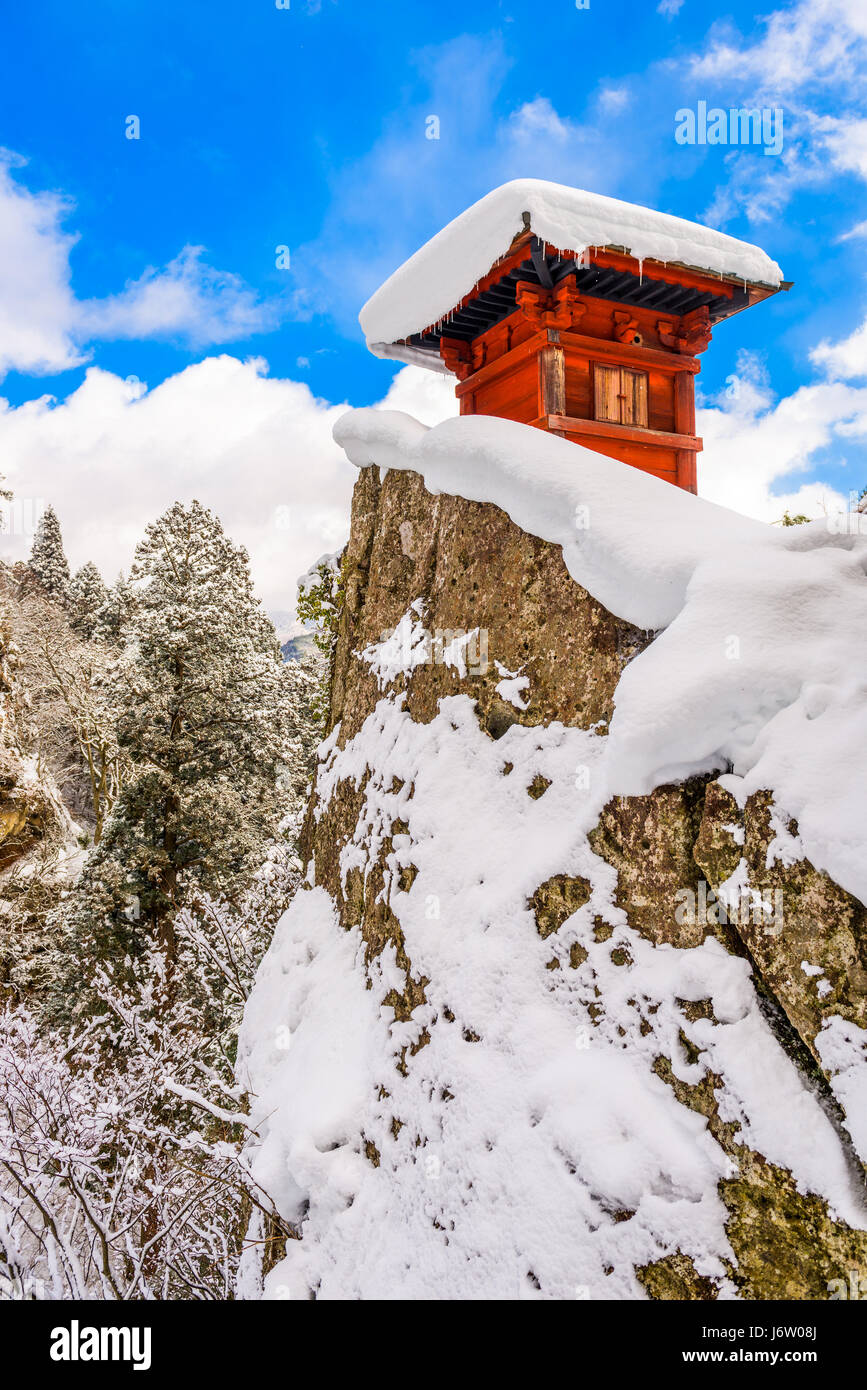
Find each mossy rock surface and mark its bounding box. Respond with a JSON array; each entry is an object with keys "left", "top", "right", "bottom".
[
  {"left": 695, "top": 785, "right": 867, "bottom": 1113},
  {"left": 529, "top": 874, "right": 592, "bottom": 939}
]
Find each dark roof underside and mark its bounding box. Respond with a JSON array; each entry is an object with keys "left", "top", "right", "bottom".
[{"left": 406, "top": 243, "right": 750, "bottom": 357}]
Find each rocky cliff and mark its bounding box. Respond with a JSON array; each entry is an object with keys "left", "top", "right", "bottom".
[{"left": 241, "top": 425, "right": 867, "bottom": 1301}]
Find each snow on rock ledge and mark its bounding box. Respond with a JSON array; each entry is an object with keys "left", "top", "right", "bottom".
[
  {"left": 334, "top": 408, "right": 867, "bottom": 909},
  {"left": 333, "top": 409, "right": 762, "bottom": 632},
  {"left": 359, "top": 179, "right": 784, "bottom": 358},
  {"left": 239, "top": 697, "right": 867, "bottom": 1299}
]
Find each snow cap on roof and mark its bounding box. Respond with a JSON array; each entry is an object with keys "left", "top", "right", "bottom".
[{"left": 360, "top": 178, "right": 784, "bottom": 365}]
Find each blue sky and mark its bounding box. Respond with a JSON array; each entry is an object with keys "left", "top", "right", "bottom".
[{"left": 0, "top": 0, "right": 865, "bottom": 608}]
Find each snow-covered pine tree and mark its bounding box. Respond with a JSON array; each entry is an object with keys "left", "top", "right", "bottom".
[
  {"left": 54, "top": 500, "right": 295, "bottom": 1015},
  {"left": 7, "top": 576, "right": 127, "bottom": 843},
  {"left": 68, "top": 561, "right": 109, "bottom": 639},
  {"left": 94, "top": 570, "right": 135, "bottom": 644},
  {"left": 28, "top": 505, "right": 70, "bottom": 602}
]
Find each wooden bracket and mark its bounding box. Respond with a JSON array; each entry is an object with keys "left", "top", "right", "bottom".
[
  {"left": 516, "top": 278, "right": 587, "bottom": 332},
  {"left": 657, "top": 305, "right": 712, "bottom": 355},
  {"left": 613, "top": 311, "right": 642, "bottom": 346},
  {"left": 439, "top": 336, "right": 474, "bottom": 380}
]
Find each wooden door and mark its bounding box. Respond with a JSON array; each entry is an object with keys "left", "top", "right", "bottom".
[
  {"left": 621, "top": 369, "right": 648, "bottom": 426},
  {"left": 593, "top": 363, "right": 649, "bottom": 428},
  {"left": 593, "top": 364, "right": 621, "bottom": 423}
]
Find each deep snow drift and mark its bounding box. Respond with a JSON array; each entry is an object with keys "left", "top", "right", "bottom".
[
  {"left": 360, "top": 178, "right": 784, "bottom": 364},
  {"left": 238, "top": 411, "right": 867, "bottom": 1299}
]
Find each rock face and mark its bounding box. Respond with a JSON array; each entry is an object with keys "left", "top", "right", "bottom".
[
  {"left": 324, "top": 464, "right": 649, "bottom": 745},
  {"left": 277, "top": 462, "right": 867, "bottom": 1299}
]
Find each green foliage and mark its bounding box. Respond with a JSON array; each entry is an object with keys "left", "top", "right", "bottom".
[
  {"left": 296, "top": 550, "right": 344, "bottom": 657},
  {"left": 295, "top": 550, "right": 344, "bottom": 733},
  {"left": 777, "top": 510, "right": 811, "bottom": 527}
]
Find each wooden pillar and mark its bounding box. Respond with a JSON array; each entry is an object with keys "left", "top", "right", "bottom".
[
  {"left": 673, "top": 363, "right": 696, "bottom": 433},
  {"left": 674, "top": 363, "right": 698, "bottom": 494},
  {"left": 675, "top": 449, "right": 697, "bottom": 493},
  {"left": 538, "top": 331, "right": 565, "bottom": 434}
]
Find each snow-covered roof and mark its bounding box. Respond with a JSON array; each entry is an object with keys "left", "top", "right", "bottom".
[{"left": 360, "top": 179, "right": 784, "bottom": 365}]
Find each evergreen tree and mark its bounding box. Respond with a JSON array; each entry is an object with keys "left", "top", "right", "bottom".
[
  {"left": 68, "top": 561, "right": 109, "bottom": 639},
  {"left": 55, "top": 500, "right": 294, "bottom": 1014},
  {"left": 28, "top": 505, "right": 70, "bottom": 601},
  {"left": 94, "top": 570, "right": 135, "bottom": 644}
]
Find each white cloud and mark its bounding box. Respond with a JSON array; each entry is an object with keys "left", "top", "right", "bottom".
[
  {"left": 810, "top": 312, "right": 867, "bottom": 379},
  {"left": 0, "top": 335, "right": 864, "bottom": 609},
  {"left": 697, "top": 348, "right": 867, "bottom": 519},
  {"left": 0, "top": 153, "right": 287, "bottom": 380},
  {"left": 597, "top": 85, "right": 631, "bottom": 115},
  {"left": 678, "top": 0, "right": 867, "bottom": 228},
  {"left": 0, "top": 150, "right": 83, "bottom": 378},
  {"left": 657, "top": 0, "right": 685, "bottom": 18},
  {"left": 814, "top": 115, "right": 867, "bottom": 180},
  {"left": 699, "top": 137, "right": 824, "bottom": 228},
  {"left": 688, "top": 0, "right": 866, "bottom": 92},
  {"left": 838, "top": 218, "right": 867, "bottom": 241},
  {"left": 508, "top": 98, "right": 572, "bottom": 142},
  {"left": 375, "top": 362, "right": 458, "bottom": 425},
  {"left": 0, "top": 360, "right": 456, "bottom": 613},
  {"left": 79, "top": 246, "right": 288, "bottom": 348}
]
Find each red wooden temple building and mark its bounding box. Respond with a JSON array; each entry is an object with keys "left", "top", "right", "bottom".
[{"left": 360, "top": 181, "right": 788, "bottom": 493}]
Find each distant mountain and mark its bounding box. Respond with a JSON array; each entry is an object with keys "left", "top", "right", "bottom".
[
  {"left": 268, "top": 609, "right": 302, "bottom": 647},
  {"left": 268, "top": 608, "right": 319, "bottom": 662},
  {"left": 281, "top": 632, "right": 320, "bottom": 662}
]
